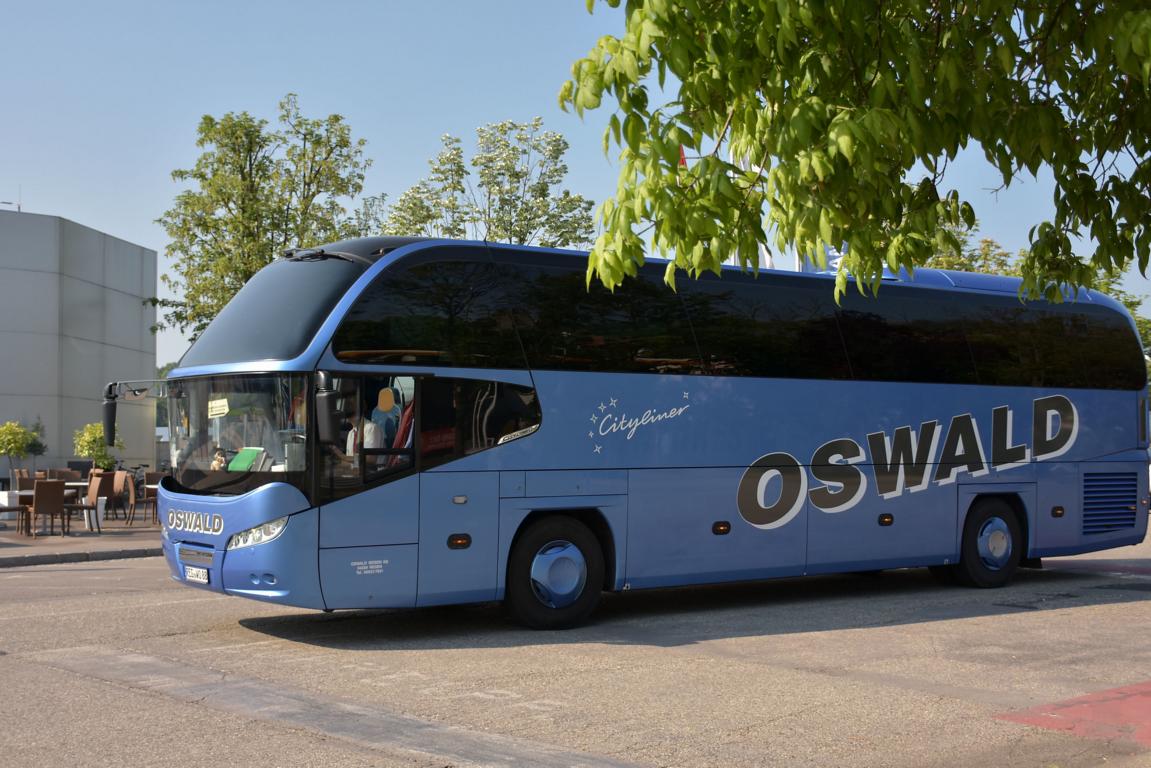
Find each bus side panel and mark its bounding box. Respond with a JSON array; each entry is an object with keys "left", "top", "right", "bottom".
[
  {"left": 1032, "top": 458, "right": 1149, "bottom": 557},
  {"left": 1033, "top": 461, "right": 1081, "bottom": 554},
  {"left": 319, "top": 473, "right": 419, "bottom": 548},
  {"left": 318, "top": 544, "right": 418, "bottom": 609},
  {"left": 495, "top": 495, "right": 628, "bottom": 600},
  {"left": 806, "top": 480, "right": 959, "bottom": 573},
  {"left": 626, "top": 469, "right": 806, "bottom": 589},
  {"left": 417, "top": 471, "right": 500, "bottom": 606}
]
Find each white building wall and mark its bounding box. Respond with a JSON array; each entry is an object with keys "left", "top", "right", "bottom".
[{"left": 0, "top": 210, "right": 156, "bottom": 473}]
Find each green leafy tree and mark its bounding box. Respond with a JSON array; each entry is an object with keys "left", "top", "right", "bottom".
[
  {"left": 925, "top": 223, "right": 1019, "bottom": 275},
  {"left": 157, "top": 94, "right": 371, "bottom": 339},
  {"left": 342, "top": 194, "right": 389, "bottom": 239},
  {"left": 563, "top": 1, "right": 1151, "bottom": 299},
  {"left": 74, "top": 423, "right": 123, "bottom": 472},
  {"left": 383, "top": 118, "right": 595, "bottom": 248},
  {"left": 0, "top": 421, "right": 32, "bottom": 484}
]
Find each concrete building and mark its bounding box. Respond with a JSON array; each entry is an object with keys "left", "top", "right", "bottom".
[{"left": 0, "top": 210, "right": 156, "bottom": 475}]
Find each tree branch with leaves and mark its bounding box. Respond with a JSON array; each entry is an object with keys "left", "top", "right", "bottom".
[{"left": 563, "top": 0, "right": 1151, "bottom": 300}]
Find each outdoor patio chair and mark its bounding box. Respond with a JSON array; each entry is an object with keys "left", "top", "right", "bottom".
[
  {"left": 124, "top": 476, "right": 156, "bottom": 527},
  {"left": 65, "top": 473, "right": 112, "bottom": 533},
  {"left": 107, "top": 470, "right": 129, "bottom": 520},
  {"left": 29, "top": 480, "right": 67, "bottom": 537},
  {"left": 144, "top": 472, "right": 164, "bottom": 524}
]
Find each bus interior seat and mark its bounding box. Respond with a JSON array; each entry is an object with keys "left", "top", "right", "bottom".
[{"left": 387, "top": 402, "right": 416, "bottom": 468}]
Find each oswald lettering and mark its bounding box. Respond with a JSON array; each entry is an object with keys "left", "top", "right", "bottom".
[
  {"left": 736, "top": 452, "right": 807, "bottom": 530},
  {"left": 166, "top": 509, "right": 225, "bottom": 536},
  {"left": 737, "top": 395, "right": 1079, "bottom": 527},
  {"left": 808, "top": 438, "right": 868, "bottom": 513}
]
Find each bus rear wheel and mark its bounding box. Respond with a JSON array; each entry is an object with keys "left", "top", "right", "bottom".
[
  {"left": 506, "top": 516, "right": 604, "bottom": 630},
  {"left": 956, "top": 499, "right": 1022, "bottom": 588}
]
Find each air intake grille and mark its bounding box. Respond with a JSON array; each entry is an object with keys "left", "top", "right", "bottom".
[{"left": 1082, "top": 473, "right": 1139, "bottom": 535}]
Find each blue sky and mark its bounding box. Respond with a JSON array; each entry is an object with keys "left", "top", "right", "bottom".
[{"left": 2, "top": 1, "right": 1145, "bottom": 364}]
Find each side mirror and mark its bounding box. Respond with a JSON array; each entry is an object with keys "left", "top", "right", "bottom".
[
  {"left": 316, "top": 372, "right": 342, "bottom": 445},
  {"left": 102, "top": 383, "right": 118, "bottom": 446},
  {"left": 316, "top": 390, "right": 342, "bottom": 444}
]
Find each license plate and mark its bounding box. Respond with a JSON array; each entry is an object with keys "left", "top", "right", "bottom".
[{"left": 184, "top": 565, "right": 209, "bottom": 584}]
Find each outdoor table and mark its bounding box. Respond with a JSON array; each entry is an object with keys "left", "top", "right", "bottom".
[
  {"left": 15, "top": 485, "right": 82, "bottom": 536},
  {"left": 20, "top": 484, "right": 85, "bottom": 501}
]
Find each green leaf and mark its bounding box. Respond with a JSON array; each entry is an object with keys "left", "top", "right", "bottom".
[
  {"left": 836, "top": 132, "right": 854, "bottom": 163},
  {"left": 624, "top": 113, "right": 643, "bottom": 152},
  {"left": 996, "top": 44, "right": 1013, "bottom": 75},
  {"left": 819, "top": 208, "right": 833, "bottom": 244}
]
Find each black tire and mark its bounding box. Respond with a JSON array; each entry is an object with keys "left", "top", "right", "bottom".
[
  {"left": 506, "top": 515, "right": 604, "bottom": 630},
  {"left": 956, "top": 499, "right": 1022, "bottom": 588}
]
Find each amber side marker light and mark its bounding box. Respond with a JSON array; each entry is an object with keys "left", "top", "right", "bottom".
[
  {"left": 878, "top": 513, "right": 894, "bottom": 527},
  {"left": 447, "top": 533, "right": 472, "bottom": 550},
  {"left": 1051, "top": 506, "right": 1065, "bottom": 518},
  {"left": 712, "top": 521, "right": 731, "bottom": 535}
]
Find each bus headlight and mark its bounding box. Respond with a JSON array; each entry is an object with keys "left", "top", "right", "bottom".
[{"left": 227, "top": 516, "right": 288, "bottom": 550}]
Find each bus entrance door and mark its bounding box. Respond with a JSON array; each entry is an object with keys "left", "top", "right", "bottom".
[{"left": 318, "top": 474, "right": 420, "bottom": 609}]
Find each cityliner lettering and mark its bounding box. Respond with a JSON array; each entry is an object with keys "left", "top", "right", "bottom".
[
  {"left": 167, "top": 509, "right": 225, "bottom": 535},
  {"left": 737, "top": 395, "right": 1078, "bottom": 530}
]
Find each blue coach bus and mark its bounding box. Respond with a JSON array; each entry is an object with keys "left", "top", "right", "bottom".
[{"left": 125, "top": 237, "right": 1149, "bottom": 628}]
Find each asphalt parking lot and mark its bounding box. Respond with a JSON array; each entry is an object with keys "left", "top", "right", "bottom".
[{"left": 2, "top": 542, "right": 1150, "bottom": 767}]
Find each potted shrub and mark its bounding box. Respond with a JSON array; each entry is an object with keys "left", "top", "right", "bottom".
[
  {"left": 0, "top": 420, "right": 32, "bottom": 491},
  {"left": 74, "top": 422, "right": 123, "bottom": 472}
]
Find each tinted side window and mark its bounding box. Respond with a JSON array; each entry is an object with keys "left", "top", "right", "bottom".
[
  {"left": 420, "top": 378, "right": 542, "bottom": 469},
  {"left": 965, "top": 297, "right": 1146, "bottom": 389},
  {"left": 837, "top": 287, "right": 978, "bottom": 384},
  {"left": 1055, "top": 304, "right": 1146, "bottom": 389},
  {"left": 680, "top": 274, "right": 852, "bottom": 379},
  {"left": 499, "top": 258, "right": 703, "bottom": 374},
  {"left": 332, "top": 252, "right": 527, "bottom": 369}
]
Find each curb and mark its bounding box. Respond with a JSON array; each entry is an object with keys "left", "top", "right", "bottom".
[{"left": 0, "top": 547, "right": 163, "bottom": 569}]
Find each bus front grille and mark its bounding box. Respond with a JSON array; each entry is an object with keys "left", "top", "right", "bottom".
[{"left": 1082, "top": 473, "right": 1139, "bottom": 535}]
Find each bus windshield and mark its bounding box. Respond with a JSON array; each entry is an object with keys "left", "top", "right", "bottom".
[{"left": 168, "top": 373, "right": 309, "bottom": 497}]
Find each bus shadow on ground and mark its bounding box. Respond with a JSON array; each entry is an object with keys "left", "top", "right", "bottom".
[{"left": 239, "top": 562, "right": 1151, "bottom": 650}]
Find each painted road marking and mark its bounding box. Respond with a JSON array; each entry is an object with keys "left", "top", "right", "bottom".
[
  {"left": 997, "top": 680, "right": 1151, "bottom": 748},
  {"left": 32, "top": 646, "right": 639, "bottom": 768}
]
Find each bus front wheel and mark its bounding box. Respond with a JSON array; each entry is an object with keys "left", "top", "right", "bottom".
[
  {"left": 506, "top": 515, "right": 604, "bottom": 629},
  {"left": 956, "top": 499, "right": 1022, "bottom": 588}
]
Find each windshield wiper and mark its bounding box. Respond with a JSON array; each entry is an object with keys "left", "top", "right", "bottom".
[{"left": 281, "top": 247, "right": 373, "bottom": 267}]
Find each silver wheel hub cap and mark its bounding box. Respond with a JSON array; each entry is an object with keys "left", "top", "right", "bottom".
[
  {"left": 976, "top": 517, "right": 1013, "bottom": 571},
  {"left": 529, "top": 540, "right": 587, "bottom": 609}
]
